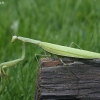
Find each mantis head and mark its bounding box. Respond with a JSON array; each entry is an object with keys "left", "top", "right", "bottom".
[{"left": 12, "top": 36, "right": 18, "bottom": 43}]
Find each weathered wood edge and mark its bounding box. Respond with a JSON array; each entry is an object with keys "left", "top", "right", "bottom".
[{"left": 34, "top": 58, "right": 100, "bottom": 100}]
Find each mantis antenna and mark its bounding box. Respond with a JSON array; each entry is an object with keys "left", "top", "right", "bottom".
[
  {"left": 9, "top": 29, "right": 14, "bottom": 37},
  {"left": 0, "top": 42, "right": 25, "bottom": 78}
]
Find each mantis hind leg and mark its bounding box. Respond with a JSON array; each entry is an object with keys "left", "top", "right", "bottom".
[
  {"left": 70, "top": 42, "right": 82, "bottom": 49},
  {"left": 59, "top": 58, "right": 79, "bottom": 80},
  {"left": 59, "top": 58, "right": 79, "bottom": 95}
]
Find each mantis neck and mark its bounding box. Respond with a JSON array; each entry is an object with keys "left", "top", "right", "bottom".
[{"left": 18, "top": 36, "right": 41, "bottom": 45}]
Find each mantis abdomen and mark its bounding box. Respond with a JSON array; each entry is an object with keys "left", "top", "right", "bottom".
[{"left": 39, "top": 42, "right": 100, "bottom": 59}]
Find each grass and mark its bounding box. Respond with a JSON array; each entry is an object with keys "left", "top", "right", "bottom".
[{"left": 0, "top": 0, "right": 100, "bottom": 100}]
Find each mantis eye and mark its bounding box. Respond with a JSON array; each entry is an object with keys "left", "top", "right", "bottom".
[{"left": 12, "top": 36, "right": 18, "bottom": 42}]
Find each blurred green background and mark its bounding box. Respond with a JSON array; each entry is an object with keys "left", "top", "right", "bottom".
[{"left": 0, "top": 0, "right": 100, "bottom": 99}]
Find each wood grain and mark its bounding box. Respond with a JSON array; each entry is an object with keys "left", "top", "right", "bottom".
[{"left": 35, "top": 58, "right": 100, "bottom": 100}]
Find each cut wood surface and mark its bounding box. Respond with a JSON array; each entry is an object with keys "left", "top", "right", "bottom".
[{"left": 35, "top": 58, "right": 100, "bottom": 100}]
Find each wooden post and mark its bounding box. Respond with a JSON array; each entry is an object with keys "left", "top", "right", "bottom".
[{"left": 34, "top": 58, "right": 100, "bottom": 100}]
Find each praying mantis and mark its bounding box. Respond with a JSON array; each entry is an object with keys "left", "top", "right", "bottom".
[
  {"left": 1, "top": 35, "right": 100, "bottom": 79},
  {"left": 11, "top": 36, "right": 100, "bottom": 80},
  {"left": 12, "top": 35, "right": 100, "bottom": 59}
]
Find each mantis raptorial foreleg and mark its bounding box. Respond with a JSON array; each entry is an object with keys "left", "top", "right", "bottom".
[{"left": 0, "top": 42, "right": 25, "bottom": 78}]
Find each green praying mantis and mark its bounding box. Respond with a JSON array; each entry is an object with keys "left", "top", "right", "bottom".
[
  {"left": 0, "top": 35, "right": 100, "bottom": 79},
  {"left": 12, "top": 35, "right": 100, "bottom": 59}
]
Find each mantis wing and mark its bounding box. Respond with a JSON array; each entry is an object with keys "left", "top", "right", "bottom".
[{"left": 40, "top": 42, "right": 100, "bottom": 59}]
